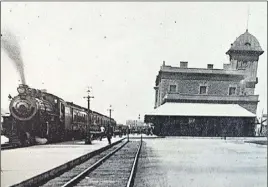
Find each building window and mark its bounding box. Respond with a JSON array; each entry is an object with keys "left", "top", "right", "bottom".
[
  {"left": 242, "top": 61, "right": 248, "bottom": 68},
  {"left": 199, "top": 86, "right": 207, "bottom": 94},
  {"left": 207, "top": 64, "right": 213, "bottom": 69},
  {"left": 169, "top": 85, "right": 177, "bottom": 92},
  {"left": 237, "top": 61, "right": 249, "bottom": 69},
  {"left": 229, "top": 87, "right": 236, "bottom": 95}
]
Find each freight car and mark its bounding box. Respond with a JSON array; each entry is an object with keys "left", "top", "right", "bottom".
[{"left": 3, "top": 84, "right": 116, "bottom": 146}]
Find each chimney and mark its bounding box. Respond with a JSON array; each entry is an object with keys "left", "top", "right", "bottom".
[
  {"left": 207, "top": 64, "right": 213, "bottom": 69},
  {"left": 180, "top": 61, "right": 188, "bottom": 68}
]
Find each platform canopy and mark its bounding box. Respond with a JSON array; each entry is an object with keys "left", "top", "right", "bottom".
[{"left": 146, "top": 103, "right": 256, "bottom": 118}]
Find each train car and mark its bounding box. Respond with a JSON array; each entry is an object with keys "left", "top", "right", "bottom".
[
  {"left": 65, "top": 102, "right": 87, "bottom": 140},
  {"left": 4, "top": 84, "right": 116, "bottom": 146},
  {"left": 65, "top": 102, "right": 103, "bottom": 140}
]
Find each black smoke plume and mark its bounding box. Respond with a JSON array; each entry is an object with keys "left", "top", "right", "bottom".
[{"left": 1, "top": 30, "right": 26, "bottom": 84}]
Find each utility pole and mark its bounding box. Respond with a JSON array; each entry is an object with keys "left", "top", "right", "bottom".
[
  {"left": 83, "top": 87, "right": 94, "bottom": 144},
  {"left": 139, "top": 114, "right": 143, "bottom": 140},
  {"left": 108, "top": 105, "right": 114, "bottom": 139},
  {"left": 107, "top": 105, "right": 114, "bottom": 127},
  {"left": 138, "top": 114, "right": 142, "bottom": 138}
]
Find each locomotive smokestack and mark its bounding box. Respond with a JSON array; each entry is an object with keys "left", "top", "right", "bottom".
[{"left": 17, "top": 84, "right": 29, "bottom": 95}]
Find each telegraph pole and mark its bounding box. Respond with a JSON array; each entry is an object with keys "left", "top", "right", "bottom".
[
  {"left": 107, "top": 105, "right": 114, "bottom": 127},
  {"left": 107, "top": 105, "right": 114, "bottom": 137},
  {"left": 83, "top": 87, "right": 94, "bottom": 144},
  {"left": 138, "top": 114, "right": 142, "bottom": 140}
]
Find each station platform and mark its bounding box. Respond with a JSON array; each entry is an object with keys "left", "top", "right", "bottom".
[{"left": 1, "top": 136, "right": 126, "bottom": 187}]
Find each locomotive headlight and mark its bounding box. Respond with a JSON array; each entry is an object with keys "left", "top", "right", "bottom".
[{"left": 17, "top": 87, "right": 26, "bottom": 94}]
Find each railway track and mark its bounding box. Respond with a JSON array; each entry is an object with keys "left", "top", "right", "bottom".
[
  {"left": 9, "top": 138, "right": 141, "bottom": 187},
  {"left": 38, "top": 140, "right": 141, "bottom": 187}
]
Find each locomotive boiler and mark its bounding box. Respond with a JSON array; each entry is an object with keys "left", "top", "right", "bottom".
[{"left": 4, "top": 84, "right": 117, "bottom": 146}]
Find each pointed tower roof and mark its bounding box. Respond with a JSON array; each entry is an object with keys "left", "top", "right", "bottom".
[{"left": 226, "top": 30, "right": 264, "bottom": 55}]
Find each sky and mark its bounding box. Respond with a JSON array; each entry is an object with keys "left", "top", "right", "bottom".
[{"left": 1, "top": 2, "right": 267, "bottom": 124}]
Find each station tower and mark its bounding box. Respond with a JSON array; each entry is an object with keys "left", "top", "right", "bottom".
[{"left": 226, "top": 29, "right": 264, "bottom": 95}]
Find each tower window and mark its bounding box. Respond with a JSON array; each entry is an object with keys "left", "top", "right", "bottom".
[
  {"left": 245, "top": 42, "right": 251, "bottom": 46},
  {"left": 242, "top": 61, "right": 249, "bottom": 68},
  {"left": 169, "top": 85, "right": 177, "bottom": 92},
  {"left": 237, "top": 61, "right": 249, "bottom": 69},
  {"left": 229, "top": 87, "right": 236, "bottom": 95},
  {"left": 199, "top": 86, "right": 207, "bottom": 94}
]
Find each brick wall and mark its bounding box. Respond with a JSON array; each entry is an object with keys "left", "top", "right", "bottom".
[{"left": 157, "top": 73, "right": 243, "bottom": 106}]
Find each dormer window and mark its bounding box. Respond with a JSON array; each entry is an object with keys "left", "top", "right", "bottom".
[{"left": 245, "top": 42, "right": 251, "bottom": 46}]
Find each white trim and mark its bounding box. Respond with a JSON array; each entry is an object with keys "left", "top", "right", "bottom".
[{"left": 147, "top": 103, "right": 256, "bottom": 117}]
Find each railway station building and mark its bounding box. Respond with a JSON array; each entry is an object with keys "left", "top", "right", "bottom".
[{"left": 145, "top": 30, "right": 264, "bottom": 137}]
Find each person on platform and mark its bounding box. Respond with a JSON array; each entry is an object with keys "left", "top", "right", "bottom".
[
  {"left": 105, "top": 125, "right": 113, "bottom": 145},
  {"left": 100, "top": 126, "right": 105, "bottom": 141},
  {"left": 119, "top": 126, "right": 123, "bottom": 138}
]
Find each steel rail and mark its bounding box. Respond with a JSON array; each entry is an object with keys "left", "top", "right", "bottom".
[
  {"left": 126, "top": 139, "right": 142, "bottom": 187},
  {"left": 61, "top": 140, "right": 129, "bottom": 187}
]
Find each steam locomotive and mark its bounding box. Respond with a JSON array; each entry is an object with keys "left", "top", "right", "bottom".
[{"left": 2, "top": 84, "right": 116, "bottom": 146}]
